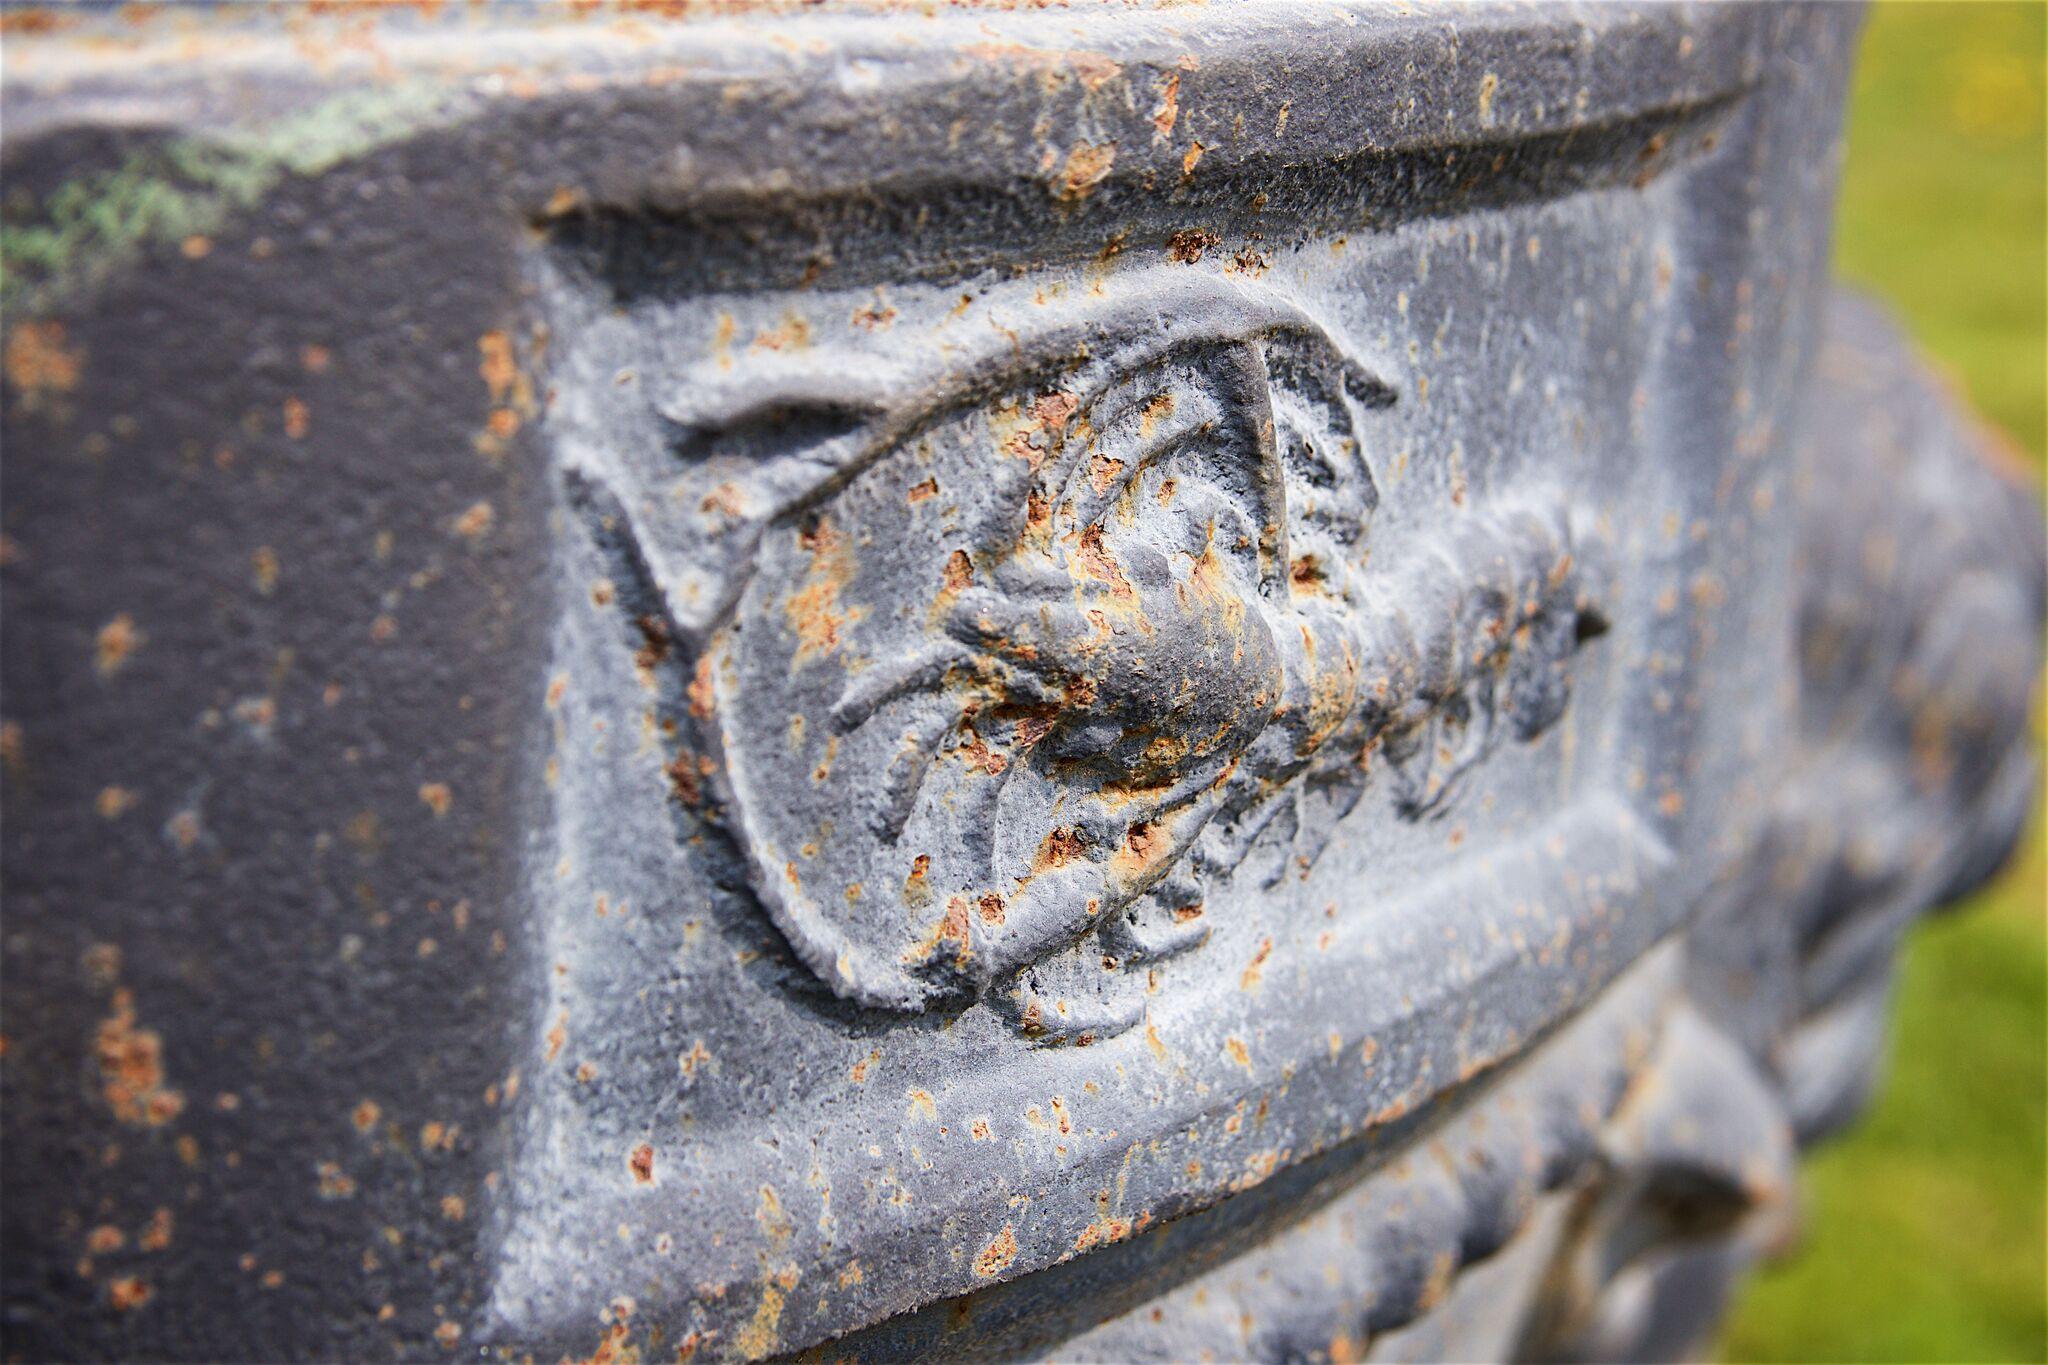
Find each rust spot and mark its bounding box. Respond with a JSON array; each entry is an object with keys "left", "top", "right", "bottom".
[
  {"left": 1074, "top": 525, "right": 1133, "bottom": 597},
  {"left": 252, "top": 545, "right": 280, "bottom": 595},
  {"left": 907, "top": 1088, "right": 937, "bottom": 1120},
  {"left": 96, "top": 988, "right": 182, "bottom": 1127},
  {"left": 440, "top": 1194, "right": 466, "bottom": 1221},
  {"left": 939, "top": 896, "right": 972, "bottom": 950},
  {"left": 453, "top": 501, "right": 494, "bottom": 540},
  {"left": 95, "top": 613, "right": 140, "bottom": 677},
  {"left": 418, "top": 783, "right": 452, "bottom": 817},
  {"left": 850, "top": 1048, "right": 880, "bottom": 1084},
  {"left": 1240, "top": 937, "right": 1273, "bottom": 992},
  {"left": 628, "top": 1142, "right": 656, "bottom": 1185},
  {"left": 1224, "top": 1037, "right": 1252, "bottom": 1071},
  {"left": 1167, "top": 228, "right": 1221, "bottom": 264},
  {"left": 904, "top": 854, "right": 933, "bottom": 907},
  {"left": 478, "top": 331, "right": 518, "bottom": 402},
  {"left": 851, "top": 300, "right": 898, "bottom": 331},
  {"left": 87, "top": 1225, "right": 125, "bottom": 1254},
  {"left": 317, "top": 1160, "right": 357, "bottom": 1198},
  {"left": 1151, "top": 72, "right": 1180, "bottom": 141},
  {"left": 751, "top": 312, "right": 812, "bottom": 352},
  {"left": 943, "top": 549, "right": 975, "bottom": 592},
  {"left": 976, "top": 892, "right": 1007, "bottom": 926},
  {"left": 4, "top": 320, "right": 81, "bottom": 405},
  {"left": 786, "top": 516, "right": 862, "bottom": 664},
  {"left": 1054, "top": 141, "right": 1117, "bottom": 203},
  {"left": 282, "top": 397, "right": 310, "bottom": 440},
  {"left": 1087, "top": 453, "right": 1126, "bottom": 495},
  {"left": 352, "top": 1099, "right": 381, "bottom": 1133},
  {"left": 1182, "top": 141, "right": 1207, "bottom": 177},
  {"left": 95, "top": 786, "right": 134, "bottom": 820},
  {"left": 107, "top": 1277, "right": 152, "bottom": 1312},
  {"left": 1036, "top": 827, "right": 1086, "bottom": 871},
  {"left": 907, "top": 477, "right": 939, "bottom": 504},
  {"left": 974, "top": 1224, "right": 1019, "bottom": 1278}
]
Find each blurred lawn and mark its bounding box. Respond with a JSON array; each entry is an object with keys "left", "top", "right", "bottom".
[{"left": 1721, "top": 4, "right": 2047, "bottom": 1363}]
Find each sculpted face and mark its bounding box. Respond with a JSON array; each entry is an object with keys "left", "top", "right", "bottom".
[{"left": 562, "top": 269, "right": 1604, "bottom": 1037}]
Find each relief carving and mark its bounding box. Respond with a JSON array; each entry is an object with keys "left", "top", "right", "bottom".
[{"left": 560, "top": 271, "right": 1609, "bottom": 1038}]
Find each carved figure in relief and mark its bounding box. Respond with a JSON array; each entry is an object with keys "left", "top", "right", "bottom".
[{"left": 564, "top": 273, "right": 1608, "bottom": 1037}]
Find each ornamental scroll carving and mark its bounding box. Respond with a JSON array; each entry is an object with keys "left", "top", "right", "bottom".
[{"left": 560, "top": 271, "right": 1609, "bottom": 1040}]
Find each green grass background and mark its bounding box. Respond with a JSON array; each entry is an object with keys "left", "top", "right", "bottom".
[{"left": 1720, "top": 4, "right": 2047, "bottom": 1362}]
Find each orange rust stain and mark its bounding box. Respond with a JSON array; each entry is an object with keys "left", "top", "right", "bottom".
[
  {"left": 1087, "top": 453, "right": 1126, "bottom": 495},
  {"left": 751, "top": 312, "right": 812, "bottom": 352},
  {"left": 628, "top": 1142, "right": 656, "bottom": 1185},
  {"left": 907, "top": 477, "right": 940, "bottom": 505},
  {"left": 734, "top": 1282, "right": 785, "bottom": 1359},
  {"left": 94, "top": 786, "right": 135, "bottom": 819},
  {"left": 352, "top": 1098, "right": 382, "bottom": 1133},
  {"left": 1240, "top": 937, "right": 1273, "bottom": 992},
  {"left": 1418, "top": 1249, "right": 1457, "bottom": 1312},
  {"left": 976, "top": 891, "right": 1007, "bottom": 926},
  {"left": 1167, "top": 228, "right": 1221, "bottom": 264},
  {"left": 299, "top": 344, "right": 332, "bottom": 374},
  {"left": 1138, "top": 392, "right": 1176, "bottom": 439},
  {"left": 1054, "top": 141, "right": 1117, "bottom": 203},
  {"left": 1035, "top": 827, "right": 1085, "bottom": 872},
  {"left": 452, "top": 501, "right": 494, "bottom": 540},
  {"left": 1151, "top": 72, "right": 1181, "bottom": 141},
  {"left": 851, "top": 300, "right": 898, "bottom": 331},
  {"left": 1113, "top": 821, "right": 1169, "bottom": 882},
  {"left": 963, "top": 41, "right": 1122, "bottom": 93},
  {"left": 478, "top": 331, "right": 518, "bottom": 402},
  {"left": 850, "top": 1048, "right": 881, "bottom": 1084},
  {"left": 687, "top": 655, "right": 716, "bottom": 720},
  {"left": 970, "top": 1118, "right": 993, "bottom": 1141},
  {"left": 957, "top": 721, "right": 1007, "bottom": 777},
  {"left": 786, "top": 517, "right": 862, "bottom": 665},
  {"left": 904, "top": 854, "right": 933, "bottom": 908},
  {"left": 282, "top": 397, "right": 310, "bottom": 440},
  {"left": 95, "top": 613, "right": 141, "bottom": 677},
  {"left": 974, "top": 1224, "right": 1019, "bottom": 1278},
  {"left": 1182, "top": 141, "right": 1207, "bottom": 177},
  {"left": 418, "top": 782, "right": 452, "bottom": 817},
  {"left": 439, "top": 1194, "right": 466, "bottom": 1222},
  {"left": 544, "top": 1009, "right": 568, "bottom": 1064},
  {"left": 87, "top": 1224, "right": 125, "bottom": 1254},
  {"left": 317, "top": 1160, "right": 357, "bottom": 1198},
  {"left": 1224, "top": 1037, "right": 1252, "bottom": 1072},
  {"left": 938, "top": 896, "right": 972, "bottom": 953},
  {"left": 907, "top": 1088, "right": 937, "bottom": 1121},
  {"left": 0, "top": 9, "right": 71, "bottom": 36},
  {"left": 107, "top": 1276, "right": 152, "bottom": 1312},
  {"left": 1074, "top": 525, "right": 1133, "bottom": 597},
  {"left": 943, "top": 549, "right": 975, "bottom": 592},
  {"left": 4, "top": 320, "right": 81, "bottom": 405},
  {"left": 679, "top": 1038, "right": 713, "bottom": 1077},
  {"left": 96, "top": 988, "right": 183, "bottom": 1127}
]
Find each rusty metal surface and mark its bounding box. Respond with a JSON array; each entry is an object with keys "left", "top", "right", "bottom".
[{"left": 1, "top": 4, "right": 2040, "bottom": 1362}]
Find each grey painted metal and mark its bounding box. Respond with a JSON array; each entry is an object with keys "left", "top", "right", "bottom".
[{"left": 0, "top": 4, "right": 2039, "bottom": 1362}]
